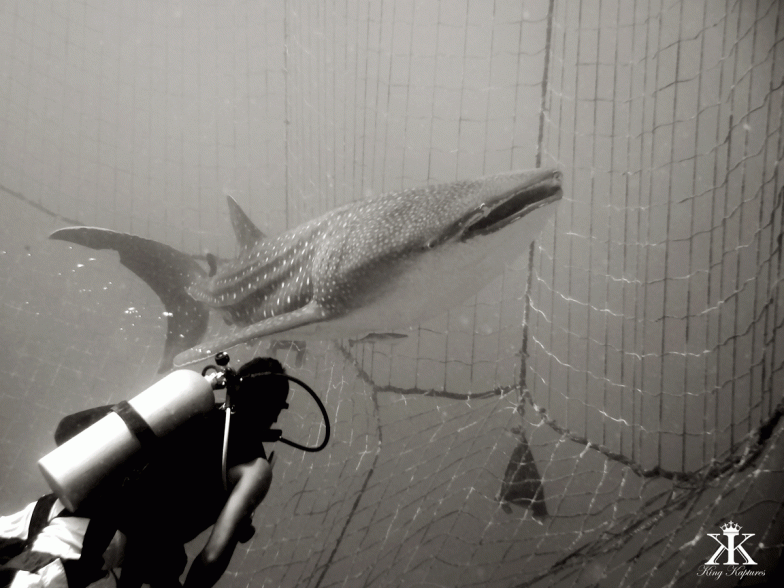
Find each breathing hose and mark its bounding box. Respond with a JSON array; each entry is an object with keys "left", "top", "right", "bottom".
[
  {"left": 263, "top": 373, "right": 331, "bottom": 453},
  {"left": 204, "top": 358, "right": 330, "bottom": 492}
]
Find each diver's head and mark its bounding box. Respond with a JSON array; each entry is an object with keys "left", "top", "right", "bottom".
[{"left": 232, "top": 357, "right": 289, "bottom": 424}]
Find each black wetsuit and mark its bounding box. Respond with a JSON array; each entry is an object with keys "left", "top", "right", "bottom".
[
  {"left": 53, "top": 358, "right": 287, "bottom": 587},
  {"left": 117, "top": 404, "right": 267, "bottom": 586},
  {"left": 53, "top": 403, "right": 267, "bottom": 587},
  {"left": 123, "top": 405, "right": 266, "bottom": 541}
]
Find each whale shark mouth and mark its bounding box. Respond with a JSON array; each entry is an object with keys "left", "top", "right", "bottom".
[{"left": 462, "top": 170, "right": 562, "bottom": 241}]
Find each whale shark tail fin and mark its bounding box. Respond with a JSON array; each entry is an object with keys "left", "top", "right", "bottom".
[{"left": 50, "top": 227, "right": 209, "bottom": 373}]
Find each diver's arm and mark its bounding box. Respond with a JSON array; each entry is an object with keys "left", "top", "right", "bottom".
[{"left": 182, "top": 457, "right": 272, "bottom": 588}]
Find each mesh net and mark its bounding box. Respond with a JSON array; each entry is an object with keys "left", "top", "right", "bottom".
[{"left": 1, "top": 1, "right": 783, "bottom": 587}]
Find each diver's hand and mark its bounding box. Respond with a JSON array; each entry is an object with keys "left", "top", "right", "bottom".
[{"left": 237, "top": 518, "right": 255, "bottom": 543}]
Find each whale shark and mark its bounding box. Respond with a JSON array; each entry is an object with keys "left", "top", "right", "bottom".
[{"left": 51, "top": 169, "right": 562, "bottom": 372}]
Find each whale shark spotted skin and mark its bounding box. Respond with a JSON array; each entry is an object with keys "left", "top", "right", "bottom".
[{"left": 51, "top": 169, "right": 562, "bottom": 372}]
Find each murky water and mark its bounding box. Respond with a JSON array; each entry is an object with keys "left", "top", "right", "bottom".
[{"left": 2, "top": 1, "right": 783, "bottom": 587}]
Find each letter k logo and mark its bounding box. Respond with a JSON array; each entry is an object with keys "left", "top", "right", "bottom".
[{"left": 705, "top": 532, "right": 757, "bottom": 566}]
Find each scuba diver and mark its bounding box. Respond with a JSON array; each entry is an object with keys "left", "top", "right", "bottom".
[
  {"left": 114, "top": 355, "right": 287, "bottom": 588},
  {"left": 16, "top": 354, "right": 328, "bottom": 588}
]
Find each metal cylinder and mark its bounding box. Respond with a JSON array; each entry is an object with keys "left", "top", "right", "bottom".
[{"left": 38, "top": 369, "right": 215, "bottom": 512}]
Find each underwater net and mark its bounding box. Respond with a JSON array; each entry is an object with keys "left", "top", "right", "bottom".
[{"left": 1, "top": 1, "right": 783, "bottom": 587}]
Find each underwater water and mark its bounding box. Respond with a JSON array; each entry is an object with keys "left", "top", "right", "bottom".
[{"left": 2, "top": 1, "right": 784, "bottom": 587}]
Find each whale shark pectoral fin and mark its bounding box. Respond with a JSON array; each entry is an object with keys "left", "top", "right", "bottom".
[
  {"left": 50, "top": 226, "right": 209, "bottom": 373},
  {"left": 172, "top": 301, "right": 331, "bottom": 367}
]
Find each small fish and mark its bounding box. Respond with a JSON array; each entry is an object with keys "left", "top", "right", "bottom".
[
  {"left": 347, "top": 332, "right": 409, "bottom": 346},
  {"left": 497, "top": 426, "right": 548, "bottom": 518},
  {"left": 51, "top": 169, "right": 562, "bottom": 372}
]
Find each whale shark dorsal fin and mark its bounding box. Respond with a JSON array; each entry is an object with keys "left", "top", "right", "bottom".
[{"left": 226, "top": 195, "right": 266, "bottom": 251}]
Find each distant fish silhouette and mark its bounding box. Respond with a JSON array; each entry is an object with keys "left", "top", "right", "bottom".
[
  {"left": 348, "top": 332, "right": 409, "bottom": 346},
  {"left": 497, "top": 427, "right": 548, "bottom": 517},
  {"left": 51, "top": 170, "right": 562, "bottom": 372}
]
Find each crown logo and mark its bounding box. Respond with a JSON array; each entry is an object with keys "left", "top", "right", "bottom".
[{"left": 721, "top": 521, "right": 741, "bottom": 534}]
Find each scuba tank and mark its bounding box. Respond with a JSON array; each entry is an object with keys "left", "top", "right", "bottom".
[
  {"left": 38, "top": 369, "right": 217, "bottom": 512},
  {"left": 39, "top": 352, "right": 330, "bottom": 513}
]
